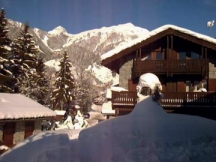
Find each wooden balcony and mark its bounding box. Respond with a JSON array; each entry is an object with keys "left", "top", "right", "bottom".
[
  {"left": 111, "top": 91, "right": 216, "bottom": 110},
  {"left": 133, "top": 59, "right": 209, "bottom": 77},
  {"left": 112, "top": 91, "right": 137, "bottom": 107}
]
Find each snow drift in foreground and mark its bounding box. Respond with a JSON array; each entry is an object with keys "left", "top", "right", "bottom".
[{"left": 1, "top": 96, "right": 216, "bottom": 162}]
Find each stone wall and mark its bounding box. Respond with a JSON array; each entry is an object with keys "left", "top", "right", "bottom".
[
  {"left": 34, "top": 119, "right": 43, "bottom": 135},
  {"left": 209, "top": 62, "right": 216, "bottom": 79},
  {"left": 0, "top": 119, "right": 43, "bottom": 146},
  {"left": 13, "top": 121, "right": 25, "bottom": 144},
  {"left": 0, "top": 123, "right": 3, "bottom": 142},
  {"left": 208, "top": 54, "right": 216, "bottom": 79},
  {"left": 119, "top": 59, "right": 133, "bottom": 89}
]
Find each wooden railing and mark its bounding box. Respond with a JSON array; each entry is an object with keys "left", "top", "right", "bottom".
[
  {"left": 112, "top": 91, "right": 137, "bottom": 107},
  {"left": 111, "top": 91, "right": 216, "bottom": 109},
  {"left": 162, "top": 92, "right": 216, "bottom": 107},
  {"left": 133, "top": 59, "right": 208, "bottom": 77}
]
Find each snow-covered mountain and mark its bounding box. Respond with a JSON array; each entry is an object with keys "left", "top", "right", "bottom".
[
  {"left": 7, "top": 19, "right": 149, "bottom": 85},
  {"left": 7, "top": 20, "right": 149, "bottom": 59}
]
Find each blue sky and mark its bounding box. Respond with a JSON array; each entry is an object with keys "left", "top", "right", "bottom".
[{"left": 1, "top": 0, "right": 216, "bottom": 36}]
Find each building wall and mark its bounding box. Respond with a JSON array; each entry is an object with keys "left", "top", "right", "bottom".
[
  {"left": 13, "top": 121, "right": 25, "bottom": 144},
  {"left": 119, "top": 59, "right": 133, "bottom": 89},
  {"left": 34, "top": 119, "right": 43, "bottom": 134},
  {"left": 208, "top": 53, "right": 216, "bottom": 78},
  {"left": 0, "top": 119, "right": 44, "bottom": 146},
  {"left": 0, "top": 123, "right": 3, "bottom": 142}
]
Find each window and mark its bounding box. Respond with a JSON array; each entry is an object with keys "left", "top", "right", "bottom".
[
  {"left": 179, "top": 52, "right": 186, "bottom": 60},
  {"left": 191, "top": 52, "right": 200, "bottom": 59},
  {"left": 194, "top": 81, "right": 199, "bottom": 91},
  {"left": 186, "top": 81, "right": 191, "bottom": 92},
  {"left": 146, "top": 54, "right": 152, "bottom": 60},
  {"left": 156, "top": 53, "right": 163, "bottom": 60},
  {"left": 202, "top": 81, "right": 207, "bottom": 89}
]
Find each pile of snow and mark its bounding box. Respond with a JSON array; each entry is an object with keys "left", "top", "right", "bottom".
[
  {"left": 101, "top": 101, "right": 115, "bottom": 115},
  {"left": 2, "top": 95, "right": 216, "bottom": 161},
  {"left": 137, "top": 73, "right": 162, "bottom": 93}
]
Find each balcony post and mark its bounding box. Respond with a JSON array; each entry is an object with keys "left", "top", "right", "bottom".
[
  {"left": 205, "top": 47, "right": 208, "bottom": 79},
  {"left": 166, "top": 35, "right": 170, "bottom": 76},
  {"left": 139, "top": 48, "right": 141, "bottom": 76},
  {"left": 201, "top": 47, "right": 204, "bottom": 76}
]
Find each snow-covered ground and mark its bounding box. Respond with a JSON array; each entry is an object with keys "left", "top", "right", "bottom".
[{"left": 1, "top": 95, "right": 216, "bottom": 162}]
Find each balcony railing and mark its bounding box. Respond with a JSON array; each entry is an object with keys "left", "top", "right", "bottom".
[
  {"left": 133, "top": 59, "right": 209, "bottom": 77},
  {"left": 111, "top": 91, "right": 216, "bottom": 109}
]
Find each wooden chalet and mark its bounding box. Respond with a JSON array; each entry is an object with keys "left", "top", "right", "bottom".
[
  {"left": 101, "top": 25, "right": 216, "bottom": 119},
  {"left": 0, "top": 93, "right": 56, "bottom": 148}
]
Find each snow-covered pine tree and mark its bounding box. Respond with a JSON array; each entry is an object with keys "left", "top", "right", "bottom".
[
  {"left": 68, "top": 45, "right": 101, "bottom": 113},
  {"left": 51, "top": 51, "right": 76, "bottom": 111},
  {"left": 0, "top": 8, "right": 15, "bottom": 92},
  {"left": 35, "top": 57, "right": 51, "bottom": 106},
  {"left": 11, "top": 22, "right": 39, "bottom": 97}
]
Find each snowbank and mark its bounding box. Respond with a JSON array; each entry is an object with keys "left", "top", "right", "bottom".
[
  {"left": 78, "top": 96, "right": 216, "bottom": 162},
  {"left": 2, "top": 96, "right": 216, "bottom": 162}
]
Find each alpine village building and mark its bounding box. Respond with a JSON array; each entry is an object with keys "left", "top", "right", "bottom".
[
  {"left": 101, "top": 25, "right": 216, "bottom": 120},
  {"left": 0, "top": 93, "right": 56, "bottom": 149}
]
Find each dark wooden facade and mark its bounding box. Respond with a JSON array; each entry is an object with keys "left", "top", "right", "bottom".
[
  {"left": 1, "top": 121, "right": 35, "bottom": 148},
  {"left": 102, "top": 27, "right": 216, "bottom": 118}
]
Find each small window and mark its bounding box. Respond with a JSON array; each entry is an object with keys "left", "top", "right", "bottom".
[
  {"left": 202, "top": 81, "right": 207, "bottom": 89},
  {"left": 194, "top": 81, "right": 199, "bottom": 91},
  {"left": 156, "top": 53, "right": 163, "bottom": 60},
  {"left": 191, "top": 52, "right": 200, "bottom": 59},
  {"left": 146, "top": 54, "right": 152, "bottom": 60},
  {"left": 186, "top": 81, "right": 191, "bottom": 92},
  {"left": 179, "top": 52, "right": 186, "bottom": 60}
]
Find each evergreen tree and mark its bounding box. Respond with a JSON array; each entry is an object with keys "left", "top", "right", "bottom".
[
  {"left": 0, "top": 8, "right": 14, "bottom": 92},
  {"left": 51, "top": 51, "right": 76, "bottom": 111},
  {"left": 11, "top": 22, "right": 39, "bottom": 96},
  {"left": 35, "top": 57, "right": 51, "bottom": 106}
]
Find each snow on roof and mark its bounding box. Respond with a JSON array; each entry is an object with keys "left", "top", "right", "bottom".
[
  {"left": 54, "top": 110, "right": 66, "bottom": 116},
  {"left": 106, "top": 86, "right": 128, "bottom": 99},
  {"left": 101, "top": 24, "right": 216, "bottom": 61},
  {"left": 2, "top": 95, "right": 216, "bottom": 161},
  {"left": 75, "top": 105, "right": 80, "bottom": 109},
  {"left": 0, "top": 93, "right": 56, "bottom": 120}
]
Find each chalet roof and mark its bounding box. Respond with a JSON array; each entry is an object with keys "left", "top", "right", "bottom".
[
  {"left": 0, "top": 93, "right": 56, "bottom": 120},
  {"left": 101, "top": 24, "right": 216, "bottom": 65}
]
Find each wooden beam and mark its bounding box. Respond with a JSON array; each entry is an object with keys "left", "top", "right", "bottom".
[
  {"left": 171, "top": 35, "right": 173, "bottom": 57},
  {"left": 167, "top": 35, "right": 169, "bottom": 76},
  {"left": 139, "top": 48, "right": 141, "bottom": 76}
]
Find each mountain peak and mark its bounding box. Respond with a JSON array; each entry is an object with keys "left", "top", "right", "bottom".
[{"left": 48, "top": 26, "right": 67, "bottom": 35}]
